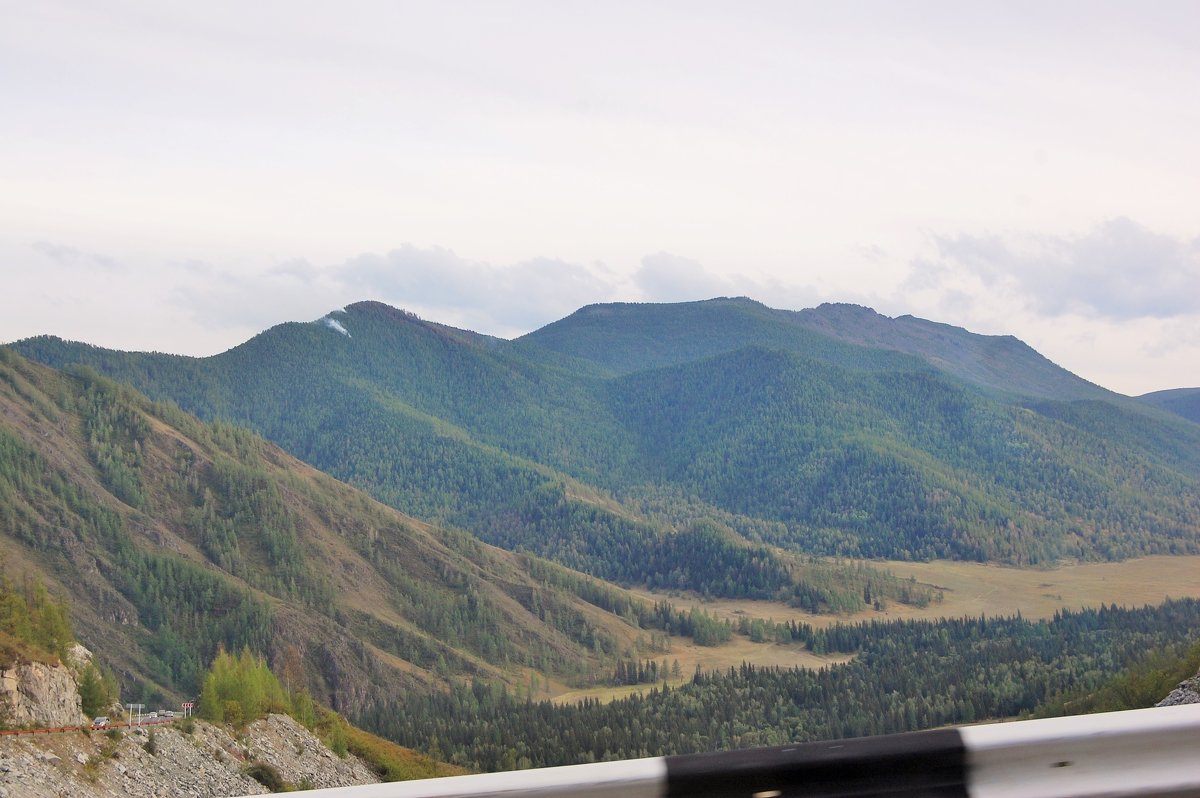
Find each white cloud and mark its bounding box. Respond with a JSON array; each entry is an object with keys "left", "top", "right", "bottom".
[
  {"left": 894, "top": 219, "right": 1200, "bottom": 394},
  {"left": 634, "top": 252, "right": 820, "bottom": 310},
  {"left": 634, "top": 252, "right": 736, "bottom": 302},
  {"left": 32, "top": 241, "right": 121, "bottom": 272},
  {"left": 335, "top": 246, "right": 619, "bottom": 336},
  {"left": 927, "top": 218, "right": 1200, "bottom": 320}
]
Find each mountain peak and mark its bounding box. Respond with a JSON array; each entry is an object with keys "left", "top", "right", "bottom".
[{"left": 343, "top": 300, "right": 424, "bottom": 323}]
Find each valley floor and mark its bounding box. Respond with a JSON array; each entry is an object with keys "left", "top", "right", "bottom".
[
  {"left": 552, "top": 555, "right": 1200, "bottom": 706},
  {"left": 635, "top": 555, "right": 1200, "bottom": 627}
]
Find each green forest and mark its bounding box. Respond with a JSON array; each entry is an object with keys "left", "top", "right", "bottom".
[{"left": 360, "top": 599, "right": 1200, "bottom": 772}]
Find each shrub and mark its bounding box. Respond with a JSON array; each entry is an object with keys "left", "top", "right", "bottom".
[
  {"left": 222, "top": 700, "right": 244, "bottom": 727},
  {"left": 244, "top": 761, "right": 285, "bottom": 792}
]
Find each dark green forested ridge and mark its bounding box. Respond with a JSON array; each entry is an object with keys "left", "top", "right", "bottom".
[
  {"left": 10, "top": 297, "right": 1200, "bottom": 578},
  {"left": 513, "top": 298, "right": 916, "bottom": 377},
  {"left": 1137, "top": 387, "right": 1200, "bottom": 425},
  {"left": 605, "top": 347, "right": 1200, "bottom": 562}
]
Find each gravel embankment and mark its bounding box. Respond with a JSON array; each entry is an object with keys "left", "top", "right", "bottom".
[{"left": 0, "top": 714, "right": 378, "bottom": 797}]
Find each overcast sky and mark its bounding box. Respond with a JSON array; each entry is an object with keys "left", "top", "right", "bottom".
[{"left": 2, "top": 1, "right": 1198, "bottom": 395}]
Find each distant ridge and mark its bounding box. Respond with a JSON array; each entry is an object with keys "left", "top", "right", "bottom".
[
  {"left": 1139, "top": 387, "right": 1200, "bottom": 425},
  {"left": 519, "top": 298, "right": 1116, "bottom": 401}
]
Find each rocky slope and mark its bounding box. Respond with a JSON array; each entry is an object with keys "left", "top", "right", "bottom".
[{"left": 0, "top": 714, "right": 379, "bottom": 797}]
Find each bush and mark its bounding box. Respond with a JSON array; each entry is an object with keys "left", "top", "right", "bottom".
[
  {"left": 327, "top": 717, "right": 348, "bottom": 758},
  {"left": 222, "top": 700, "right": 244, "bottom": 727},
  {"left": 244, "top": 761, "right": 286, "bottom": 792}
]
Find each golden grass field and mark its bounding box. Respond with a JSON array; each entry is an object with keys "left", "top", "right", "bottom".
[{"left": 550, "top": 555, "right": 1200, "bottom": 704}]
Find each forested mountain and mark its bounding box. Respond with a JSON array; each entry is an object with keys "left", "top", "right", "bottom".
[
  {"left": 0, "top": 347, "right": 709, "bottom": 713},
  {"left": 11, "top": 298, "right": 1200, "bottom": 578},
  {"left": 1138, "top": 387, "right": 1200, "bottom": 425},
  {"left": 517, "top": 298, "right": 1117, "bottom": 401}
]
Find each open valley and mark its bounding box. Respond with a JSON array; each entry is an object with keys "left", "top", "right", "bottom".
[
  {"left": 541, "top": 556, "right": 1200, "bottom": 706},
  {"left": 632, "top": 555, "right": 1200, "bottom": 629}
]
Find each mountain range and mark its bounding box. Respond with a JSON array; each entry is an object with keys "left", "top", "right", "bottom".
[
  {"left": 10, "top": 297, "right": 1199, "bottom": 579},
  {"left": 4, "top": 295, "right": 1200, "bottom": 766}
]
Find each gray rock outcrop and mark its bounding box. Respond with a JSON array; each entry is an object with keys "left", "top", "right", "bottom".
[
  {"left": 0, "top": 713, "right": 380, "bottom": 797},
  {"left": 0, "top": 658, "right": 87, "bottom": 729},
  {"left": 1156, "top": 669, "right": 1200, "bottom": 707}
]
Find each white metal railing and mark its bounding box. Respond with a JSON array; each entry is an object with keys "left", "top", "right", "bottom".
[{"left": 259, "top": 704, "right": 1200, "bottom": 798}]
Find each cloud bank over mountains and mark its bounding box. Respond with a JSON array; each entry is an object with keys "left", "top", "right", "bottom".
[
  {"left": 4, "top": 3, "right": 1198, "bottom": 394},
  {"left": 9, "top": 215, "right": 1197, "bottom": 396},
  {"left": 923, "top": 218, "right": 1200, "bottom": 321}
]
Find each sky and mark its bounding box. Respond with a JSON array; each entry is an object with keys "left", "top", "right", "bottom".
[{"left": 2, "top": 1, "right": 1198, "bottom": 396}]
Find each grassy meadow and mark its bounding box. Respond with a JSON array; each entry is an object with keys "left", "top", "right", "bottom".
[{"left": 549, "top": 555, "right": 1200, "bottom": 704}]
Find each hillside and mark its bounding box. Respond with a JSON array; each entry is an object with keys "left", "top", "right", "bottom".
[
  {"left": 1139, "top": 387, "right": 1200, "bottom": 425},
  {"left": 0, "top": 347, "right": 695, "bottom": 717},
  {"left": 10, "top": 298, "right": 1200, "bottom": 575}
]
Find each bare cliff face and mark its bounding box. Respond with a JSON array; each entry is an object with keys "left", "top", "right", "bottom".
[
  {"left": 0, "top": 714, "right": 379, "bottom": 798},
  {"left": 0, "top": 658, "right": 86, "bottom": 729}
]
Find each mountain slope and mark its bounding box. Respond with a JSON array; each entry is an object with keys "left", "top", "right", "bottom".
[
  {"left": 606, "top": 346, "right": 1200, "bottom": 562},
  {"left": 0, "top": 347, "right": 672, "bottom": 713},
  {"left": 1138, "top": 387, "right": 1200, "bottom": 425}
]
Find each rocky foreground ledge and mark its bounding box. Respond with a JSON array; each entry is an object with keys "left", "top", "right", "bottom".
[{"left": 0, "top": 713, "right": 379, "bottom": 798}]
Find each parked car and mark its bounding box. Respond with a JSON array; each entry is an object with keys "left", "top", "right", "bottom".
[{"left": 91, "top": 716, "right": 109, "bottom": 729}]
